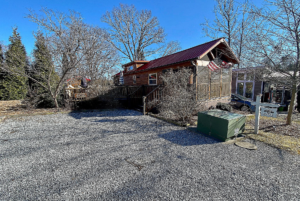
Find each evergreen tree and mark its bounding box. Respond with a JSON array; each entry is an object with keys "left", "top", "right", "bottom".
[
  {"left": 1, "top": 28, "right": 28, "bottom": 100},
  {"left": 31, "top": 32, "right": 59, "bottom": 107},
  {"left": 0, "top": 44, "right": 5, "bottom": 100},
  {"left": 0, "top": 44, "right": 3, "bottom": 64}
]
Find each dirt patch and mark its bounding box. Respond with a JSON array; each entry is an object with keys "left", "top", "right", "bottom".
[{"left": 0, "top": 100, "right": 70, "bottom": 118}]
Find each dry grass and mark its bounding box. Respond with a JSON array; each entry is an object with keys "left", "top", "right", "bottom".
[
  {"left": 244, "top": 115, "right": 300, "bottom": 155},
  {"left": 0, "top": 100, "right": 24, "bottom": 113},
  {"left": 0, "top": 100, "right": 71, "bottom": 120}
]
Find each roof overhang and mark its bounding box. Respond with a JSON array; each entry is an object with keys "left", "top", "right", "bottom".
[
  {"left": 122, "top": 60, "right": 150, "bottom": 67},
  {"left": 199, "top": 38, "right": 240, "bottom": 64}
]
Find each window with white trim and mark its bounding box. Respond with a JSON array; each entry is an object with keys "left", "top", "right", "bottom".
[
  {"left": 133, "top": 75, "right": 136, "bottom": 84},
  {"left": 148, "top": 73, "right": 157, "bottom": 85}
]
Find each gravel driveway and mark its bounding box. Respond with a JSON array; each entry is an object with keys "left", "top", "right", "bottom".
[{"left": 0, "top": 109, "right": 299, "bottom": 200}]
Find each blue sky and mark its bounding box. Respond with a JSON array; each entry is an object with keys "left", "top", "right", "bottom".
[{"left": 0, "top": 0, "right": 263, "bottom": 58}]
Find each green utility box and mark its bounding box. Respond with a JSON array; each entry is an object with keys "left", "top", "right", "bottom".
[{"left": 197, "top": 109, "right": 246, "bottom": 142}]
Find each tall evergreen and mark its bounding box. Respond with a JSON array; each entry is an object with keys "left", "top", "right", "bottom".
[
  {"left": 0, "top": 44, "right": 3, "bottom": 64},
  {"left": 1, "top": 28, "right": 28, "bottom": 100},
  {"left": 0, "top": 44, "right": 5, "bottom": 100},
  {"left": 31, "top": 32, "right": 59, "bottom": 107}
]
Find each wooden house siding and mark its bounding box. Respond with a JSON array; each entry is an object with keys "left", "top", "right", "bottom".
[
  {"left": 197, "top": 64, "right": 232, "bottom": 100},
  {"left": 123, "top": 61, "right": 193, "bottom": 86},
  {"left": 122, "top": 59, "right": 232, "bottom": 100}
]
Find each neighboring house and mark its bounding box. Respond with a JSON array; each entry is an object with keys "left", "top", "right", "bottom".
[
  {"left": 65, "top": 76, "right": 91, "bottom": 100},
  {"left": 113, "top": 38, "right": 240, "bottom": 108},
  {"left": 231, "top": 67, "right": 292, "bottom": 107}
]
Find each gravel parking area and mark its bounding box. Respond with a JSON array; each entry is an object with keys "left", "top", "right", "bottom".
[{"left": 0, "top": 109, "right": 300, "bottom": 200}]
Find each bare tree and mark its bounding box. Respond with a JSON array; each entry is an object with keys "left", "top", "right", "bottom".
[
  {"left": 246, "top": 0, "right": 300, "bottom": 125},
  {"left": 0, "top": 8, "right": 118, "bottom": 109},
  {"left": 201, "top": 0, "right": 253, "bottom": 68},
  {"left": 101, "top": 4, "right": 181, "bottom": 62},
  {"left": 156, "top": 41, "right": 181, "bottom": 58},
  {"left": 77, "top": 27, "right": 119, "bottom": 82}
]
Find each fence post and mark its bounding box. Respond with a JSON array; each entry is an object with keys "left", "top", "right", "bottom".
[{"left": 143, "top": 96, "right": 146, "bottom": 115}]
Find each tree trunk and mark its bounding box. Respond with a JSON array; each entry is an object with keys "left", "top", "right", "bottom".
[
  {"left": 286, "top": 84, "right": 296, "bottom": 125},
  {"left": 54, "top": 97, "right": 60, "bottom": 111}
]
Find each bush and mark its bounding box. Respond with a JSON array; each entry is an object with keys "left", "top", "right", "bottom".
[{"left": 152, "top": 68, "right": 205, "bottom": 123}]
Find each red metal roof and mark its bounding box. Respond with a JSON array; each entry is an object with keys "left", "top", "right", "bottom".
[
  {"left": 114, "top": 71, "right": 124, "bottom": 77},
  {"left": 132, "top": 38, "right": 223, "bottom": 73},
  {"left": 113, "top": 38, "right": 227, "bottom": 77}
]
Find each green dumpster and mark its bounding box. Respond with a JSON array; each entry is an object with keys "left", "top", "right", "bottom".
[{"left": 197, "top": 109, "right": 246, "bottom": 141}]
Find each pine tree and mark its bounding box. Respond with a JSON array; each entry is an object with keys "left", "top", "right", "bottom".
[
  {"left": 1, "top": 28, "right": 28, "bottom": 100},
  {"left": 31, "top": 32, "right": 59, "bottom": 107},
  {"left": 0, "top": 44, "right": 5, "bottom": 100},
  {"left": 0, "top": 44, "right": 3, "bottom": 64}
]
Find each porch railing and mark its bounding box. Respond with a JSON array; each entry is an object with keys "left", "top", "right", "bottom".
[{"left": 143, "top": 85, "right": 164, "bottom": 115}]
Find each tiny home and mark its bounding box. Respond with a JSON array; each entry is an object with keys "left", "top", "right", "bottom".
[
  {"left": 114, "top": 38, "right": 239, "bottom": 108},
  {"left": 232, "top": 67, "right": 292, "bottom": 107}
]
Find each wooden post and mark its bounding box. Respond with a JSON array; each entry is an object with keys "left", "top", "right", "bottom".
[
  {"left": 252, "top": 95, "right": 280, "bottom": 134},
  {"left": 195, "top": 64, "right": 198, "bottom": 101},
  {"left": 254, "top": 95, "right": 261, "bottom": 134},
  {"left": 209, "top": 70, "right": 211, "bottom": 100},
  {"left": 143, "top": 96, "right": 146, "bottom": 115},
  {"left": 220, "top": 68, "right": 222, "bottom": 97}
]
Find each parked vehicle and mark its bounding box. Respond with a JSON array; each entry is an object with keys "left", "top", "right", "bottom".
[{"left": 230, "top": 94, "right": 256, "bottom": 112}]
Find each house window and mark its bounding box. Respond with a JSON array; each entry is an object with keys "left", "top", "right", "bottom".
[
  {"left": 238, "top": 73, "right": 245, "bottom": 80},
  {"left": 149, "top": 73, "right": 157, "bottom": 85},
  {"left": 127, "top": 65, "right": 134, "bottom": 71},
  {"left": 236, "top": 72, "right": 255, "bottom": 100},
  {"left": 246, "top": 73, "right": 254, "bottom": 81},
  {"left": 133, "top": 75, "right": 136, "bottom": 84}
]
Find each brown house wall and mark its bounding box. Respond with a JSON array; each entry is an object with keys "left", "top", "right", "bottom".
[
  {"left": 121, "top": 60, "right": 232, "bottom": 107},
  {"left": 123, "top": 61, "right": 193, "bottom": 86}
]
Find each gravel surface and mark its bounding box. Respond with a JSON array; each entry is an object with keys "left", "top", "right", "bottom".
[{"left": 0, "top": 109, "right": 299, "bottom": 200}]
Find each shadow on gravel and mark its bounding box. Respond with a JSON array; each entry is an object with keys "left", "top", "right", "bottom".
[
  {"left": 68, "top": 109, "right": 142, "bottom": 119},
  {"left": 92, "top": 119, "right": 127, "bottom": 123},
  {"left": 158, "top": 130, "right": 218, "bottom": 146}
]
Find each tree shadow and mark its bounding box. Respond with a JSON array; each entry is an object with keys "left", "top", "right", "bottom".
[
  {"left": 158, "top": 129, "right": 219, "bottom": 146},
  {"left": 68, "top": 109, "right": 142, "bottom": 119}
]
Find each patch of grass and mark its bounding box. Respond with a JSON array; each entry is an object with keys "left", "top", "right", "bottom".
[{"left": 244, "top": 117, "right": 300, "bottom": 155}]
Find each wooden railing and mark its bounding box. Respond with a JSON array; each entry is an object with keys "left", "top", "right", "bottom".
[
  {"left": 111, "top": 85, "right": 162, "bottom": 111},
  {"left": 143, "top": 85, "right": 164, "bottom": 115},
  {"left": 108, "top": 86, "right": 141, "bottom": 97},
  {"left": 128, "top": 86, "right": 143, "bottom": 98}
]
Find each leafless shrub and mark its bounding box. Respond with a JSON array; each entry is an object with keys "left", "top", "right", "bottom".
[{"left": 152, "top": 68, "right": 206, "bottom": 123}]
